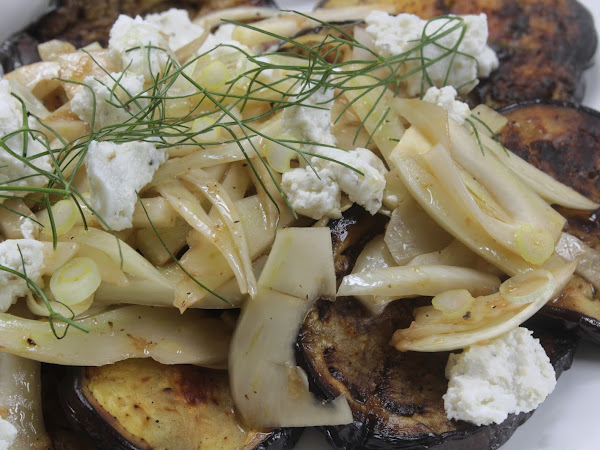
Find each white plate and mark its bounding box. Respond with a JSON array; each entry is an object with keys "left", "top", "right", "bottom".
[{"left": 0, "top": 1, "right": 598, "bottom": 449}]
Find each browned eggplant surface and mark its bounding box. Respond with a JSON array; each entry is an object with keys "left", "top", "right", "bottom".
[
  {"left": 47, "top": 360, "right": 301, "bottom": 450},
  {"left": 498, "top": 101, "right": 600, "bottom": 342},
  {"left": 0, "top": 0, "right": 275, "bottom": 72},
  {"left": 297, "top": 209, "right": 578, "bottom": 450},
  {"left": 32, "top": 0, "right": 274, "bottom": 48},
  {"left": 319, "top": 0, "right": 597, "bottom": 107}
]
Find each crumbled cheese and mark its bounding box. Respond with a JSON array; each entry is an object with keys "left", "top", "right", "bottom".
[
  {"left": 19, "top": 215, "right": 40, "bottom": 239},
  {"left": 145, "top": 8, "right": 205, "bottom": 51},
  {"left": 0, "top": 417, "right": 17, "bottom": 450},
  {"left": 443, "top": 327, "right": 556, "bottom": 426},
  {"left": 314, "top": 147, "right": 387, "bottom": 215},
  {"left": 0, "top": 80, "right": 52, "bottom": 203},
  {"left": 423, "top": 86, "right": 471, "bottom": 124},
  {"left": 0, "top": 239, "right": 45, "bottom": 312},
  {"left": 108, "top": 15, "right": 172, "bottom": 79},
  {"left": 85, "top": 140, "right": 167, "bottom": 231},
  {"left": 283, "top": 86, "right": 337, "bottom": 148},
  {"left": 281, "top": 167, "right": 341, "bottom": 219},
  {"left": 70, "top": 72, "right": 146, "bottom": 131},
  {"left": 280, "top": 87, "right": 386, "bottom": 219},
  {"left": 197, "top": 24, "right": 248, "bottom": 56},
  {"left": 365, "top": 11, "right": 499, "bottom": 95}
]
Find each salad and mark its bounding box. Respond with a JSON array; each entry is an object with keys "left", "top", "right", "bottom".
[{"left": 0, "top": 0, "right": 599, "bottom": 449}]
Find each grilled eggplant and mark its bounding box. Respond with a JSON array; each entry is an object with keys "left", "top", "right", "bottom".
[
  {"left": 318, "top": 0, "right": 597, "bottom": 107},
  {"left": 47, "top": 359, "right": 302, "bottom": 450},
  {"left": 498, "top": 100, "right": 600, "bottom": 343},
  {"left": 0, "top": 0, "right": 275, "bottom": 73},
  {"left": 297, "top": 208, "right": 578, "bottom": 450}
]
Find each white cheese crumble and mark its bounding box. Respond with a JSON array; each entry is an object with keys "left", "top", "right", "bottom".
[
  {"left": 365, "top": 11, "right": 499, "bottom": 95},
  {"left": 281, "top": 167, "right": 342, "bottom": 219},
  {"left": 443, "top": 327, "right": 556, "bottom": 426},
  {"left": 85, "top": 140, "right": 167, "bottom": 231},
  {"left": 0, "top": 80, "right": 52, "bottom": 203},
  {"left": 282, "top": 86, "right": 337, "bottom": 148},
  {"left": 0, "top": 417, "right": 17, "bottom": 450},
  {"left": 280, "top": 86, "right": 386, "bottom": 219},
  {"left": 108, "top": 15, "right": 173, "bottom": 80},
  {"left": 70, "top": 72, "right": 146, "bottom": 131},
  {"left": 0, "top": 239, "right": 45, "bottom": 312},
  {"left": 19, "top": 215, "right": 40, "bottom": 239},
  {"left": 145, "top": 8, "right": 205, "bottom": 51},
  {"left": 423, "top": 86, "right": 471, "bottom": 124}
]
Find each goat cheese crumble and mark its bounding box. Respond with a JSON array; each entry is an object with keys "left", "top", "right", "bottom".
[
  {"left": 0, "top": 417, "right": 17, "bottom": 450},
  {"left": 0, "top": 80, "right": 52, "bottom": 203},
  {"left": 423, "top": 86, "right": 471, "bottom": 124},
  {"left": 0, "top": 239, "right": 45, "bottom": 312},
  {"left": 109, "top": 15, "right": 173, "bottom": 80},
  {"left": 365, "top": 11, "right": 499, "bottom": 95},
  {"left": 85, "top": 140, "right": 167, "bottom": 231},
  {"left": 280, "top": 87, "right": 386, "bottom": 219},
  {"left": 145, "top": 8, "right": 205, "bottom": 51},
  {"left": 443, "top": 327, "right": 556, "bottom": 426},
  {"left": 70, "top": 72, "right": 146, "bottom": 131}
]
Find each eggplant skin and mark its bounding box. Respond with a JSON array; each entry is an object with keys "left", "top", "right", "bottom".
[
  {"left": 298, "top": 296, "right": 577, "bottom": 450},
  {"left": 297, "top": 207, "right": 578, "bottom": 450},
  {"left": 452, "top": 0, "right": 597, "bottom": 108},
  {"left": 0, "top": 0, "right": 276, "bottom": 73},
  {"left": 498, "top": 100, "right": 600, "bottom": 343},
  {"left": 49, "top": 360, "right": 302, "bottom": 450}
]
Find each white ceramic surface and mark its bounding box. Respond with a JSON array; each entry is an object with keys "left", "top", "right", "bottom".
[{"left": 0, "top": 1, "right": 598, "bottom": 449}]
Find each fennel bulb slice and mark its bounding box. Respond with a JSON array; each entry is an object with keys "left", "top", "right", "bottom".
[{"left": 230, "top": 227, "right": 351, "bottom": 428}]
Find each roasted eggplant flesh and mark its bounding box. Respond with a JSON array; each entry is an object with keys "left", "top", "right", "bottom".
[
  {"left": 498, "top": 100, "right": 600, "bottom": 342},
  {"left": 51, "top": 359, "right": 301, "bottom": 450}
]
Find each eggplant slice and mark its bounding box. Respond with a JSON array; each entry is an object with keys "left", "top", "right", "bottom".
[
  {"left": 498, "top": 100, "right": 600, "bottom": 343},
  {"left": 0, "top": 0, "right": 276, "bottom": 73},
  {"left": 297, "top": 208, "right": 578, "bottom": 450},
  {"left": 47, "top": 360, "right": 301, "bottom": 450},
  {"left": 318, "top": 0, "right": 597, "bottom": 107}
]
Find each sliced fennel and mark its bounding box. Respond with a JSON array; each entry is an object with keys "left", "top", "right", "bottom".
[
  {"left": 432, "top": 289, "right": 474, "bottom": 318},
  {"left": 0, "top": 306, "right": 230, "bottom": 366},
  {"left": 59, "top": 227, "right": 172, "bottom": 289},
  {"left": 230, "top": 227, "right": 352, "bottom": 428},
  {"left": 389, "top": 121, "right": 563, "bottom": 275},
  {"left": 478, "top": 131, "right": 599, "bottom": 210},
  {"left": 391, "top": 262, "right": 576, "bottom": 352},
  {"left": 555, "top": 232, "right": 600, "bottom": 292},
  {"left": 49, "top": 257, "right": 101, "bottom": 306},
  {"left": 337, "top": 265, "right": 500, "bottom": 299},
  {"left": 258, "top": 227, "right": 337, "bottom": 301},
  {"left": 499, "top": 270, "right": 555, "bottom": 304},
  {"left": 351, "top": 234, "right": 396, "bottom": 315},
  {"left": 384, "top": 196, "right": 453, "bottom": 265}
]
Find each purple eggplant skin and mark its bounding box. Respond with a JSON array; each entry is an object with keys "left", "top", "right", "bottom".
[
  {"left": 298, "top": 300, "right": 578, "bottom": 450},
  {"left": 498, "top": 100, "right": 600, "bottom": 344}
]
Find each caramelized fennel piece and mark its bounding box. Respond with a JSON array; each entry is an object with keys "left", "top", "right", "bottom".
[{"left": 391, "top": 263, "right": 576, "bottom": 352}]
